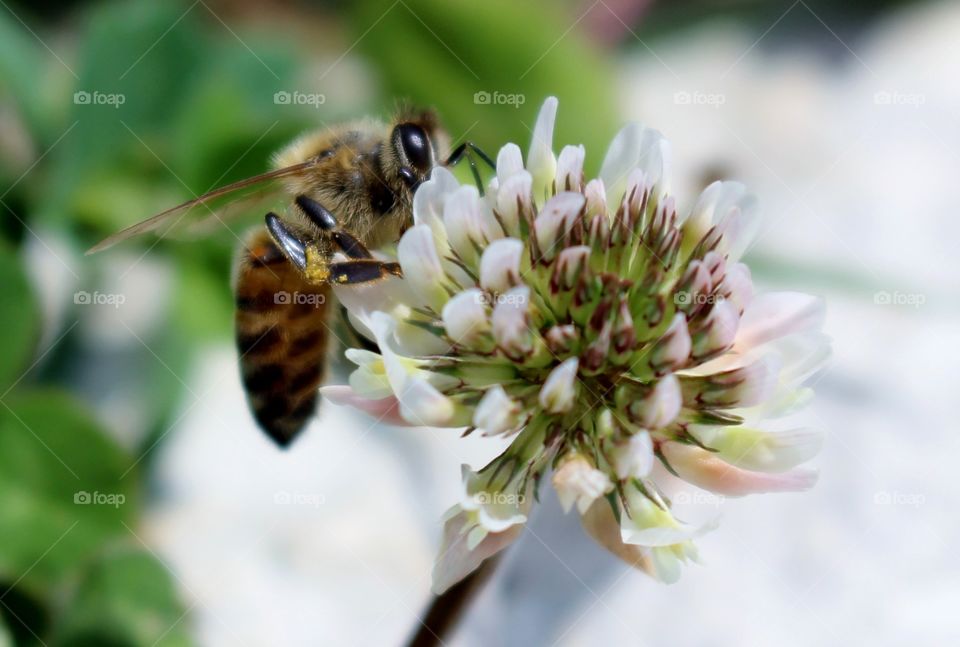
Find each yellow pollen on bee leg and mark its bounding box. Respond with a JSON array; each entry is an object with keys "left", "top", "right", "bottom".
[{"left": 304, "top": 247, "right": 331, "bottom": 284}]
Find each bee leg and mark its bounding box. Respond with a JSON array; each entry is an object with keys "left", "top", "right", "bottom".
[
  {"left": 265, "top": 212, "right": 401, "bottom": 286},
  {"left": 445, "top": 141, "right": 497, "bottom": 195},
  {"left": 265, "top": 212, "right": 307, "bottom": 270},
  {"left": 296, "top": 195, "right": 373, "bottom": 259},
  {"left": 327, "top": 259, "right": 403, "bottom": 285}
]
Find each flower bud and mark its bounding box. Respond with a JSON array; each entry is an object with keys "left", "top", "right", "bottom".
[
  {"left": 611, "top": 430, "right": 654, "bottom": 480},
  {"left": 555, "top": 144, "right": 585, "bottom": 192},
  {"left": 539, "top": 357, "right": 579, "bottom": 414},
  {"left": 552, "top": 453, "right": 612, "bottom": 514},
  {"left": 474, "top": 385, "right": 523, "bottom": 436},
  {"left": 648, "top": 313, "right": 691, "bottom": 375},
  {"left": 442, "top": 288, "right": 491, "bottom": 348},
  {"left": 480, "top": 238, "right": 523, "bottom": 294}
]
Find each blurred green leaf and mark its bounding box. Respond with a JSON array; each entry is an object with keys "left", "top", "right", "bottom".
[
  {"left": 351, "top": 0, "right": 618, "bottom": 174},
  {"left": 0, "top": 241, "right": 39, "bottom": 390},
  {"left": 0, "top": 615, "right": 11, "bottom": 647},
  {"left": 0, "top": 7, "right": 49, "bottom": 138},
  {"left": 51, "top": 547, "right": 191, "bottom": 647},
  {"left": 0, "top": 391, "right": 138, "bottom": 598}
]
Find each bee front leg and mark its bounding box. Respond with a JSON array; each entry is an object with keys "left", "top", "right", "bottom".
[
  {"left": 295, "top": 195, "right": 373, "bottom": 260},
  {"left": 265, "top": 212, "right": 402, "bottom": 286}
]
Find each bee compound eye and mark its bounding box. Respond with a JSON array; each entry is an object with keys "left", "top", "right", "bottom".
[{"left": 396, "top": 123, "right": 432, "bottom": 173}]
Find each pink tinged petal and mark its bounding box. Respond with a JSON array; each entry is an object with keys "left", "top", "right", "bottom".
[
  {"left": 681, "top": 354, "right": 781, "bottom": 409},
  {"left": 397, "top": 225, "right": 448, "bottom": 310},
  {"left": 479, "top": 238, "right": 523, "bottom": 294},
  {"left": 691, "top": 425, "right": 823, "bottom": 473},
  {"left": 431, "top": 509, "right": 524, "bottom": 595},
  {"left": 539, "top": 357, "right": 579, "bottom": 414},
  {"left": 660, "top": 441, "right": 818, "bottom": 497},
  {"left": 683, "top": 180, "right": 746, "bottom": 238},
  {"left": 701, "top": 251, "right": 726, "bottom": 286},
  {"left": 496, "top": 142, "right": 524, "bottom": 185},
  {"left": 555, "top": 144, "right": 585, "bottom": 192},
  {"left": 527, "top": 96, "right": 558, "bottom": 202},
  {"left": 718, "top": 262, "right": 753, "bottom": 313},
  {"left": 552, "top": 454, "right": 612, "bottom": 514},
  {"left": 533, "top": 192, "right": 586, "bottom": 262},
  {"left": 736, "top": 292, "right": 826, "bottom": 351},
  {"left": 612, "top": 431, "right": 655, "bottom": 480},
  {"left": 691, "top": 299, "right": 740, "bottom": 360},
  {"left": 318, "top": 385, "right": 410, "bottom": 426},
  {"left": 649, "top": 313, "right": 691, "bottom": 375},
  {"left": 580, "top": 500, "right": 655, "bottom": 576},
  {"left": 675, "top": 260, "right": 712, "bottom": 313},
  {"left": 473, "top": 385, "right": 522, "bottom": 436},
  {"left": 495, "top": 171, "right": 532, "bottom": 237},
  {"left": 441, "top": 288, "right": 491, "bottom": 347},
  {"left": 628, "top": 373, "right": 681, "bottom": 429},
  {"left": 714, "top": 194, "right": 760, "bottom": 263},
  {"left": 491, "top": 285, "right": 533, "bottom": 358},
  {"left": 369, "top": 312, "right": 455, "bottom": 426}
]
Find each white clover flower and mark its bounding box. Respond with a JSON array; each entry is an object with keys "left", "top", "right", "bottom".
[{"left": 322, "top": 97, "right": 829, "bottom": 594}]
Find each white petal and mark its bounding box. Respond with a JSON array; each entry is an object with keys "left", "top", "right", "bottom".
[
  {"left": 719, "top": 262, "right": 753, "bottom": 313},
  {"left": 583, "top": 178, "right": 607, "bottom": 217},
  {"left": 397, "top": 225, "right": 448, "bottom": 310},
  {"left": 555, "top": 144, "right": 585, "bottom": 191},
  {"left": 692, "top": 299, "right": 740, "bottom": 359},
  {"left": 441, "top": 288, "right": 491, "bottom": 347},
  {"left": 539, "top": 357, "right": 579, "bottom": 414},
  {"left": 443, "top": 184, "right": 485, "bottom": 265},
  {"left": 599, "top": 122, "right": 642, "bottom": 206},
  {"left": 473, "top": 385, "right": 522, "bottom": 436},
  {"left": 413, "top": 166, "right": 460, "bottom": 239},
  {"left": 491, "top": 285, "right": 533, "bottom": 357},
  {"left": 612, "top": 431, "right": 655, "bottom": 480},
  {"left": 480, "top": 238, "right": 524, "bottom": 294},
  {"left": 527, "top": 96, "right": 558, "bottom": 203},
  {"left": 494, "top": 171, "right": 533, "bottom": 237},
  {"left": 552, "top": 455, "right": 612, "bottom": 514},
  {"left": 496, "top": 142, "right": 524, "bottom": 185},
  {"left": 533, "top": 191, "right": 585, "bottom": 261},
  {"left": 735, "top": 292, "right": 826, "bottom": 351}
]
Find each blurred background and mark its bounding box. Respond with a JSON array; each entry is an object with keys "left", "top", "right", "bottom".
[{"left": 1, "top": 0, "right": 957, "bottom": 644}]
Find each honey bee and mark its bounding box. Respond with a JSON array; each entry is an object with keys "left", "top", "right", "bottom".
[{"left": 89, "top": 107, "right": 494, "bottom": 446}]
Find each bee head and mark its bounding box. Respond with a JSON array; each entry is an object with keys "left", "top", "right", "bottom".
[{"left": 388, "top": 107, "right": 447, "bottom": 191}]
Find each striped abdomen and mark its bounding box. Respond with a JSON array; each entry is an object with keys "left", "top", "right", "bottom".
[{"left": 234, "top": 230, "right": 332, "bottom": 446}]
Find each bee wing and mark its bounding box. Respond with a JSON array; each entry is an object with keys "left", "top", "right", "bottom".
[{"left": 86, "top": 160, "right": 316, "bottom": 255}]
